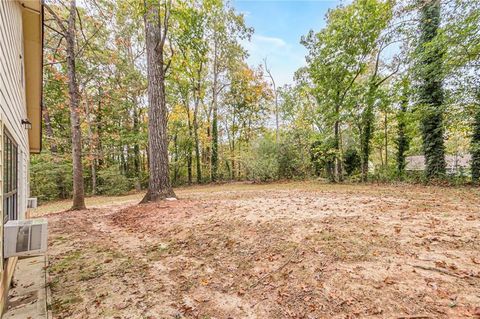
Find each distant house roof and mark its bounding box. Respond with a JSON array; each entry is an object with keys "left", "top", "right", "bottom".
[{"left": 406, "top": 154, "right": 471, "bottom": 171}]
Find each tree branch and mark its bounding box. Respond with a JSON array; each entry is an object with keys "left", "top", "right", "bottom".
[{"left": 44, "top": 4, "right": 68, "bottom": 35}]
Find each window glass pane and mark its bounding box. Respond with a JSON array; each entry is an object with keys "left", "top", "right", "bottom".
[
  {"left": 3, "top": 130, "right": 18, "bottom": 222},
  {"left": 3, "top": 135, "right": 6, "bottom": 194}
]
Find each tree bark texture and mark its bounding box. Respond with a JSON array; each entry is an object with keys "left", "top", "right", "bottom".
[
  {"left": 141, "top": 2, "right": 176, "bottom": 202},
  {"left": 66, "top": 0, "right": 86, "bottom": 210}
]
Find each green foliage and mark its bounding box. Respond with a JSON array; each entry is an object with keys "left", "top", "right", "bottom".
[
  {"left": 310, "top": 138, "right": 337, "bottom": 181},
  {"left": 344, "top": 148, "right": 361, "bottom": 176},
  {"left": 416, "top": 0, "right": 446, "bottom": 178},
  {"left": 31, "top": 154, "right": 73, "bottom": 202},
  {"left": 97, "top": 166, "right": 132, "bottom": 196},
  {"left": 471, "top": 103, "right": 480, "bottom": 183},
  {"left": 302, "top": 0, "right": 393, "bottom": 182},
  {"left": 245, "top": 136, "right": 278, "bottom": 182},
  {"left": 37, "top": 0, "right": 480, "bottom": 206},
  {"left": 277, "top": 133, "right": 312, "bottom": 179},
  {"left": 395, "top": 80, "right": 411, "bottom": 177}
]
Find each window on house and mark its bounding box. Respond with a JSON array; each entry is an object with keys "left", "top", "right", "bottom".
[{"left": 4, "top": 130, "right": 18, "bottom": 222}]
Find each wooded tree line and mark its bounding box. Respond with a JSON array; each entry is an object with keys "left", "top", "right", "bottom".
[{"left": 33, "top": 0, "right": 480, "bottom": 205}]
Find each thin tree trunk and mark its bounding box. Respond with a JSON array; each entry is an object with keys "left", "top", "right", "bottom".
[
  {"left": 396, "top": 92, "right": 409, "bottom": 176},
  {"left": 384, "top": 111, "right": 388, "bottom": 169},
  {"left": 231, "top": 137, "right": 235, "bottom": 180},
  {"left": 211, "top": 43, "right": 219, "bottom": 181},
  {"left": 173, "top": 133, "right": 179, "bottom": 185},
  {"left": 186, "top": 109, "right": 193, "bottom": 184},
  {"left": 133, "top": 105, "right": 141, "bottom": 178},
  {"left": 66, "top": 0, "right": 86, "bottom": 210},
  {"left": 44, "top": 99, "right": 65, "bottom": 198},
  {"left": 334, "top": 117, "right": 343, "bottom": 182},
  {"left": 43, "top": 103, "right": 58, "bottom": 153},
  {"left": 205, "top": 124, "right": 211, "bottom": 179},
  {"left": 264, "top": 60, "right": 279, "bottom": 144},
  {"left": 85, "top": 94, "right": 96, "bottom": 195},
  {"left": 360, "top": 106, "right": 373, "bottom": 183},
  {"left": 193, "top": 109, "right": 201, "bottom": 183},
  {"left": 141, "top": 1, "right": 175, "bottom": 202},
  {"left": 211, "top": 99, "right": 219, "bottom": 181},
  {"left": 193, "top": 70, "right": 202, "bottom": 183},
  {"left": 96, "top": 88, "right": 104, "bottom": 168}
]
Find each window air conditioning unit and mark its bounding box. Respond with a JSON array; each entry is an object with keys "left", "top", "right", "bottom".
[
  {"left": 27, "top": 198, "right": 38, "bottom": 209},
  {"left": 4, "top": 219, "right": 48, "bottom": 258}
]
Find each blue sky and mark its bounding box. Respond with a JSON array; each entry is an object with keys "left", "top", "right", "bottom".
[{"left": 232, "top": 0, "right": 346, "bottom": 86}]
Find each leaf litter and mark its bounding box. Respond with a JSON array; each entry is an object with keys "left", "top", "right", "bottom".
[{"left": 44, "top": 182, "right": 480, "bottom": 318}]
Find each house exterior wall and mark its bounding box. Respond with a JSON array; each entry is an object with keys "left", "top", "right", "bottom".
[{"left": 0, "top": 0, "right": 32, "bottom": 313}]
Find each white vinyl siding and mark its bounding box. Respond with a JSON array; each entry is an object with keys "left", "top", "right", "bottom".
[{"left": 0, "top": 0, "right": 30, "bottom": 224}]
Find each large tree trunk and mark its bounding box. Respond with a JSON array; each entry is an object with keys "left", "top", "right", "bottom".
[
  {"left": 141, "top": 2, "right": 176, "bottom": 202},
  {"left": 66, "top": 0, "right": 86, "bottom": 210},
  {"left": 418, "top": 0, "right": 446, "bottom": 178}
]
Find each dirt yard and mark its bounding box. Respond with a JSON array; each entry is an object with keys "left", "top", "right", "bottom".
[{"left": 38, "top": 181, "right": 480, "bottom": 319}]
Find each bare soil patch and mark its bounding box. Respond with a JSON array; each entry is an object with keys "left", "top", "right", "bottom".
[{"left": 44, "top": 182, "right": 480, "bottom": 318}]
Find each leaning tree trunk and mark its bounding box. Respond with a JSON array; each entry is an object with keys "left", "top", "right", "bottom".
[
  {"left": 66, "top": 0, "right": 86, "bottom": 210},
  {"left": 417, "top": 0, "right": 446, "bottom": 178},
  {"left": 141, "top": 3, "right": 176, "bottom": 202}
]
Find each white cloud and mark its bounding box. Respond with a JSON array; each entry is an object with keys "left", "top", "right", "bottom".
[
  {"left": 253, "top": 35, "right": 287, "bottom": 48},
  {"left": 242, "top": 34, "right": 306, "bottom": 86}
]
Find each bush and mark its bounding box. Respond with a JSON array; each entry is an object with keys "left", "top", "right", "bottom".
[
  {"left": 97, "top": 166, "right": 132, "bottom": 196},
  {"left": 245, "top": 136, "right": 279, "bottom": 182},
  {"left": 344, "top": 148, "right": 361, "bottom": 176},
  {"left": 310, "top": 137, "right": 337, "bottom": 181},
  {"left": 277, "top": 133, "right": 312, "bottom": 179},
  {"left": 31, "top": 154, "right": 73, "bottom": 202}
]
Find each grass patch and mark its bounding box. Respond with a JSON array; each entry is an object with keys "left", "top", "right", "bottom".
[{"left": 50, "top": 250, "right": 82, "bottom": 273}]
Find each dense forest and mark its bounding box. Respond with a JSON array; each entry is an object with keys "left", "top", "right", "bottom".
[{"left": 34, "top": 0, "right": 480, "bottom": 205}]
